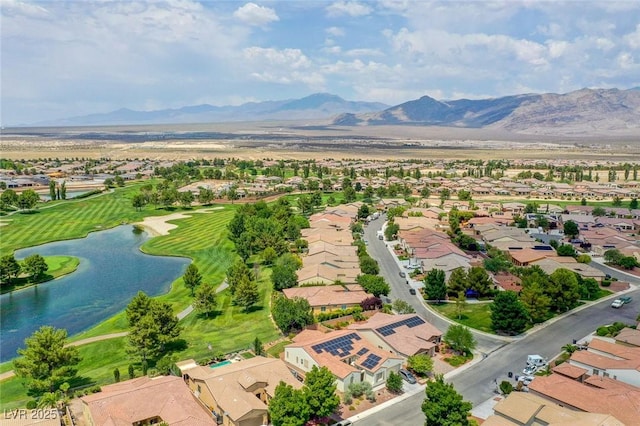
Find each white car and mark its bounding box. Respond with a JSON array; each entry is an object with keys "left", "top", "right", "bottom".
[
  {"left": 518, "top": 375, "right": 535, "bottom": 386},
  {"left": 611, "top": 299, "right": 624, "bottom": 308},
  {"left": 522, "top": 365, "right": 537, "bottom": 375}
]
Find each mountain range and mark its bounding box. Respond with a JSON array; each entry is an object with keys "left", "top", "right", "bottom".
[
  {"left": 42, "top": 93, "right": 388, "bottom": 127},
  {"left": 37, "top": 88, "right": 640, "bottom": 135},
  {"left": 334, "top": 87, "right": 640, "bottom": 135}
]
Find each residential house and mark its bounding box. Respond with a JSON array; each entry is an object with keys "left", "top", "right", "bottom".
[
  {"left": 615, "top": 326, "right": 640, "bottom": 348},
  {"left": 81, "top": 375, "right": 216, "bottom": 426},
  {"left": 284, "top": 329, "right": 403, "bottom": 392},
  {"left": 348, "top": 313, "right": 443, "bottom": 357},
  {"left": 568, "top": 337, "right": 640, "bottom": 386},
  {"left": 531, "top": 257, "right": 606, "bottom": 281},
  {"left": 180, "top": 357, "right": 302, "bottom": 426},
  {"left": 482, "top": 392, "right": 624, "bottom": 426},
  {"left": 282, "top": 284, "right": 370, "bottom": 314},
  {"left": 528, "top": 373, "right": 640, "bottom": 426}
]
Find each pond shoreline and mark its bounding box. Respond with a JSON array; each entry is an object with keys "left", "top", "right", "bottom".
[{"left": 0, "top": 255, "right": 80, "bottom": 295}]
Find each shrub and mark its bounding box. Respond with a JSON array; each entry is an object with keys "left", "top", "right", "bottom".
[
  {"left": 26, "top": 400, "right": 37, "bottom": 409},
  {"left": 596, "top": 326, "right": 610, "bottom": 336},
  {"left": 499, "top": 380, "right": 513, "bottom": 395},
  {"left": 343, "top": 391, "right": 353, "bottom": 405},
  {"left": 601, "top": 280, "right": 611, "bottom": 287}
]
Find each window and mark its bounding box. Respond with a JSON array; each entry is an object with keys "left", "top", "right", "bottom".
[
  {"left": 341, "top": 304, "right": 347, "bottom": 310},
  {"left": 593, "top": 369, "right": 599, "bottom": 375},
  {"left": 321, "top": 306, "right": 326, "bottom": 312}
]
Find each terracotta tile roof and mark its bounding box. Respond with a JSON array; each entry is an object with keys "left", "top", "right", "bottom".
[
  {"left": 587, "top": 337, "right": 640, "bottom": 361},
  {"left": 528, "top": 374, "right": 640, "bottom": 425},
  {"left": 81, "top": 376, "right": 216, "bottom": 426},
  {"left": 616, "top": 327, "right": 640, "bottom": 347},
  {"left": 307, "top": 241, "right": 358, "bottom": 257},
  {"left": 348, "top": 313, "right": 442, "bottom": 357},
  {"left": 493, "top": 272, "right": 522, "bottom": 292},
  {"left": 297, "top": 263, "right": 361, "bottom": 284},
  {"left": 184, "top": 357, "right": 302, "bottom": 422},
  {"left": 282, "top": 285, "right": 369, "bottom": 308},
  {"left": 302, "top": 230, "right": 354, "bottom": 245},
  {"left": 287, "top": 329, "right": 402, "bottom": 379},
  {"left": 552, "top": 362, "right": 587, "bottom": 379}
]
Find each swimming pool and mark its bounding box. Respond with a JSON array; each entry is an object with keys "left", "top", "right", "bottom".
[{"left": 209, "top": 360, "right": 232, "bottom": 369}]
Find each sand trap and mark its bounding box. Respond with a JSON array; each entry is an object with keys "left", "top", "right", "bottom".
[{"left": 135, "top": 207, "right": 223, "bottom": 236}]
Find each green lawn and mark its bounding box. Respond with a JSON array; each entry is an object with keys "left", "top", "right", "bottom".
[
  {"left": 0, "top": 181, "right": 171, "bottom": 257},
  {"left": 1, "top": 255, "right": 80, "bottom": 294},
  {"left": 431, "top": 302, "right": 494, "bottom": 333},
  {"left": 267, "top": 340, "right": 293, "bottom": 359}
]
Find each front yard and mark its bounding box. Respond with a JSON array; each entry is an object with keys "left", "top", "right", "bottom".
[{"left": 430, "top": 302, "right": 494, "bottom": 333}]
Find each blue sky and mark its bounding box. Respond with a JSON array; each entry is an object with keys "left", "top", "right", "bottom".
[{"left": 2, "top": 0, "right": 639, "bottom": 124}]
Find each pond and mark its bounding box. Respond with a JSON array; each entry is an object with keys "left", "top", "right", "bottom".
[{"left": 0, "top": 225, "right": 190, "bottom": 362}]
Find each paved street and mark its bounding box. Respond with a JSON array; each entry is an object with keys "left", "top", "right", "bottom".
[{"left": 359, "top": 216, "right": 640, "bottom": 425}]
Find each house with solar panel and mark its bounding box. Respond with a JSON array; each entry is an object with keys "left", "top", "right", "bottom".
[
  {"left": 284, "top": 329, "right": 404, "bottom": 392},
  {"left": 348, "top": 313, "right": 443, "bottom": 358}
]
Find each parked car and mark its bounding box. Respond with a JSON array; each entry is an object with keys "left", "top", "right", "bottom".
[
  {"left": 611, "top": 299, "right": 624, "bottom": 308},
  {"left": 399, "top": 271, "right": 406, "bottom": 278},
  {"left": 331, "top": 421, "right": 352, "bottom": 426},
  {"left": 522, "top": 365, "right": 537, "bottom": 375},
  {"left": 399, "top": 368, "right": 417, "bottom": 384},
  {"left": 409, "top": 288, "right": 416, "bottom": 295},
  {"left": 517, "top": 375, "right": 535, "bottom": 386},
  {"left": 619, "top": 296, "right": 632, "bottom": 304}
]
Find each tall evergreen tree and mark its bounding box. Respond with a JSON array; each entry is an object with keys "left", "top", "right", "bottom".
[{"left": 424, "top": 269, "right": 447, "bottom": 302}]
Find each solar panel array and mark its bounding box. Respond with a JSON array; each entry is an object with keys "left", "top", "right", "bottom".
[
  {"left": 356, "top": 347, "right": 369, "bottom": 356},
  {"left": 361, "top": 353, "right": 382, "bottom": 370},
  {"left": 311, "top": 333, "right": 361, "bottom": 357},
  {"left": 376, "top": 316, "right": 426, "bottom": 336}
]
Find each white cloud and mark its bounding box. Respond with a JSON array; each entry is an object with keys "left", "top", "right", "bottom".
[
  {"left": 617, "top": 52, "right": 635, "bottom": 69},
  {"left": 326, "top": 1, "right": 372, "bottom": 17},
  {"left": 624, "top": 24, "right": 640, "bottom": 49},
  {"left": 243, "top": 47, "right": 325, "bottom": 88},
  {"left": 233, "top": 3, "right": 279, "bottom": 27},
  {"left": 326, "top": 26, "right": 345, "bottom": 37},
  {"left": 344, "top": 48, "right": 384, "bottom": 57}
]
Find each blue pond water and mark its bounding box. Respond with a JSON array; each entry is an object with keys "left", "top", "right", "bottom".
[{"left": 0, "top": 225, "right": 190, "bottom": 362}]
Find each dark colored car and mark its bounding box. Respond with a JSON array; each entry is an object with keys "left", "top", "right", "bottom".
[
  {"left": 399, "top": 271, "right": 406, "bottom": 278},
  {"left": 409, "top": 288, "right": 416, "bottom": 295},
  {"left": 399, "top": 368, "right": 417, "bottom": 384},
  {"left": 620, "top": 296, "right": 632, "bottom": 304}
]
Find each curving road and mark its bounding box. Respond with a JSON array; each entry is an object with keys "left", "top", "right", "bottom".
[{"left": 360, "top": 216, "right": 640, "bottom": 425}]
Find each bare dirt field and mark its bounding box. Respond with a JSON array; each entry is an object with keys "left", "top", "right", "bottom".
[{"left": 2, "top": 121, "right": 638, "bottom": 161}]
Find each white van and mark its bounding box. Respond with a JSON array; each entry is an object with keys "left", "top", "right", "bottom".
[{"left": 526, "top": 354, "right": 547, "bottom": 368}]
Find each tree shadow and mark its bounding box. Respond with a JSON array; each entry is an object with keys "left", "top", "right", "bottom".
[
  {"left": 196, "top": 310, "right": 223, "bottom": 320},
  {"left": 244, "top": 305, "right": 263, "bottom": 313},
  {"left": 165, "top": 339, "right": 188, "bottom": 353},
  {"left": 18, "top": 210, "right": 40, "bottom": 215}
]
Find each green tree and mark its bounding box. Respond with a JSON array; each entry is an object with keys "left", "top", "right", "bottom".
[
  {"left": 604, "top": 249, "right": 623, "bottom": 264},
  {"left": 447, "top": 267, "right": 467, "bottom": 296},
  {"left": 268, "top": 382, "right": 309, "bottom": 426},
  {"left": 619, "top": 256, "right": 639, "bottom": 270},
  {"left": 408, "top": 354, "right": 434, "bottom": 377},
  {"left": 0, "top": 254, "right": 22, "bottom": 284},
  {"left": 387, "top": 371, "right": 403, "bottom": 393},
  {"left": 179, "top": 190, "right": 194, "bottom": 207},
  {"left": 271, "top": 295, "right": 314, "bottom": 334},
  {"left": 262, "top": 247, "right": 277, "bottom": 265},
  {"left": 60, "top": 180, "right": 67, "bottom": 199},
  {"left": 49, "top": 180, "right": 57, "bottom": 201},
  {"left": 113, "top": 368, "right": 120, "bottom": 383},
  {"left": 253, "top": 337, "right": 264, "bottom": 356},
  {"left": 304, "top": 366, "right": 340, "bottom": 419},
  {"left": 391, "top": 299, "right": 415, "bottom": 314},
  {"left": 13, "top": 326, "right": 81, "bottom": 395},
  {"left": 22, "top": 254, "right": 48, "bottom": 282},
  {"left": 519, "top": 281, "right": 551, "bottom": 323},
  {"left": 467, "top": 266, "right": 493, "bottom": 297},
  {"left": 490, "top": 291, "right": 529, "bottom": 335},
  {"left": 226, "top": 258, "right": 252, "bottom": 296},
  {"left": 17, "top": 189, "right": 39, "bottom": 210},
  {"left": 579, "top": 277, "right": 601, "bottom": 300},
  {"left": 556, "top": 244, "right": 576, "bottom": 257},
  {"left": 563, "top": 220, "right": 579, "bottom": 238},
  {"left": 182, "top": 264, "right": 202, "bottom": 296},
  {"left": 592, "top": 206, "right": 606, "bottom": 216},
  {"left": 357, "top": 274, "right": 390, "bottom": 297},
  {"left": 271, "top": 254, "right": 300, "bottom": 291},
  {"left": 132, "top": 193, "right": 147, "bottom": 211},
  {"left": 576, "top": 254, "right": 592, "bottom": 264},
  {"left": 198, "top": 187, "right": 214, "bottom": 205},
  {"left": 0, "top": 188, "right": 18, "bottom": 208},
  {"left": 126, "top": 292, "right": 181, "bottom": 362},
  {"left": 443, "top": 325, "right": 476, "bottom": 355},
  {"left": 234, "top": 275, "right": 259, "bottom": 312},
  {"left": 193, "top": 283, "right": 217, "bottom": 317},
  {"left": 384, "top": 222, "right": 400, "bottom": 240},
  {"left": 359, "top": 255, "right": 380, "bottom": 275},
  {"left": 422, "top": 375, "right": 472, "bottom": 426},
  {"left": 630, "top": 198, "right": 638, "bottom": 210},
  {"left": 548, "top": 269, "right": 580, "bottom": 312},
  {"left": 457, "top": 189, "right": 472, "bottom": 201},
  {"left": 424, "top": 269, "right": 447, "bottom": 302}
]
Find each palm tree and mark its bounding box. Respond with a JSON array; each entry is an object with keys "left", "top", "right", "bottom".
[{"left": 562, "top": 343, "right": 577, "bottom": 355}]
